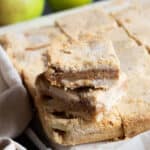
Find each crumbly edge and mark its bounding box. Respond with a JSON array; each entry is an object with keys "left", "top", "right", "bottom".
[
  {"left": 36, "top": 72, "right": 126, "bottom": 122},
  {"left": 36, "top": 74, "right": 103, "bottom": 121}
]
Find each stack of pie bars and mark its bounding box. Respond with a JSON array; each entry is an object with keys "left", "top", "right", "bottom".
[{"left": 36, "top": 37, "right": 127, "bottom": 122}]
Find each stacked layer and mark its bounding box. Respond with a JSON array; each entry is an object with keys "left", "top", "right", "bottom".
[
  {"left": 36, "top": 36, "right": 126, "bottom": 121},
  {"left": 34, "top": 27, "right": 150, "bottom": 146}
]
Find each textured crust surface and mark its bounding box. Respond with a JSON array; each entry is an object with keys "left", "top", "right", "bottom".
[
  {"left": 36, "top": 72, "right": 126, "bottom": 121},
  {"left": 56, "top": 7, "right": 117, "bottom": 41},
  {"left": 112, "top": 6, "right": 150, "bottom": 53}
]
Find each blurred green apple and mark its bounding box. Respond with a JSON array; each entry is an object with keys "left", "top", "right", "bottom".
[
  {"left": 48, "top": 0, "right": 92, "bottom": 11},
  {"left": 0, "top": 0, "right": 45, "bottom": 25}
]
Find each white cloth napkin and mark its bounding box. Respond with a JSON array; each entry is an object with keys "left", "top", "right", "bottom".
[
  {"left": 0, "top": 138, "right": 26, "bottom": 150},
  {"left": 0, "top": 46, "right": 32, "bottom": 149}
]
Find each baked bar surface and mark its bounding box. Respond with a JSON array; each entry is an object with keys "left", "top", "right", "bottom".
[
  {"left": 40, "top": 28, "right": 150, "bottom": 144},
  {"left": 45, "top": 37, "right": 120, "bottom": 89},
  {"left": 112, "top": 6, "right": 150, "bottom": 53},
  {"left": 109, "top": 28, "right": 150, "bottom": 76},
  {"left": 56, "top": 7, "right": 117, "bottom": 41},
  {"left": 110, "top": 27, "right": 150, "bottom": 138},
  {"left": 0, "top": 3, "right": 150, "bottom": 146},
  {"left": 117, "top": 74, "right": 150, "bottom": 137},
  {"left": 0, "top": 26, "right": 68, "bottom": 80},
  {"left": 36, "top": 72, "right": 126, "bottom": 121},
  {"left": 36, "top": 96, "right": 123, "bottom": 146}
]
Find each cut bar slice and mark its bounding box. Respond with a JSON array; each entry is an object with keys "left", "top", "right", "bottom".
[
  {"left": 56, "top": 7, "right": 117, "bottom": 41},
  {"left": 107, "top": 27, "right": 150, "bottom": 75},
  {"left": 110, "top": 27, "right": 150, "bottom": 138},
  {"left": 36, "top": 72, "right": 126, "bottom": 121},
  {"left": 24, "top": 26, "right": 68, "bottom": 50},
  {"left": 37, "top": 71, "right": 150, "bottom": 146},
  {"left": 0, "top": 26, "right": 68, "bottom": 76},
  {"left": 0, "top": 26, "right": 68, "bottom": 53},
  {"left": 45, "top": 38, "right": 120, "bottom": 89},
  {"left": 36, "top": 96, "right": 124, "bottom": 146},
  {"left": 117, "top": 74, "right": 150, "bottom": 138}
]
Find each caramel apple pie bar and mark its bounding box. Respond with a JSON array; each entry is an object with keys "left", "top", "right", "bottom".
[
  {"left": 36, "top": 98, "right": 124, "bottom": 146},
  {"left": 44, "top": 37, "right": 120, "bottom": 89},
  {"left": 36, "top": 72, "right": 126, "bottom": 121}
]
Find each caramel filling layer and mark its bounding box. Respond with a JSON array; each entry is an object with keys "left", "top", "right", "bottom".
[{"left": 45, "top": 68, "right": 119, "bottom": 87}]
